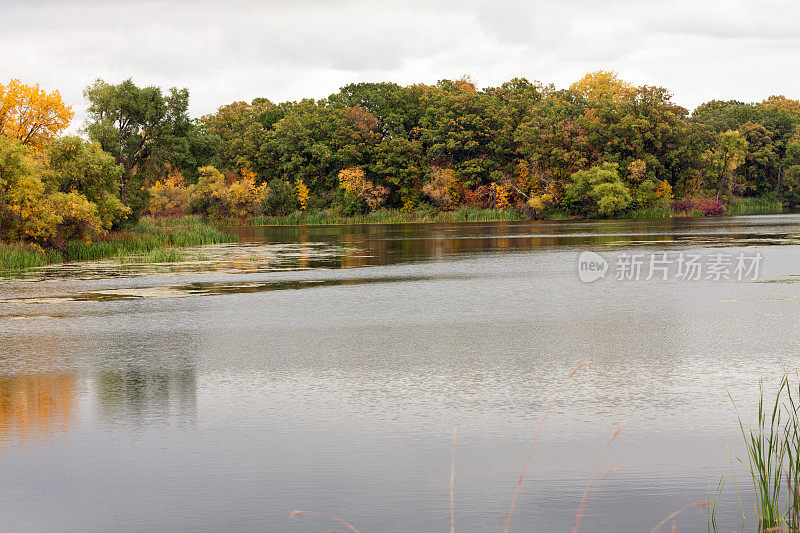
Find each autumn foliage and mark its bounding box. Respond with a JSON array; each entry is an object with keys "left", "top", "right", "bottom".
[
  {"left": 422, "top": 167, "right": 463, "bottom": 209},
  {"left": 0, "top": 79, "right": 73, "bottom": 147},
  {"left": 338, "top": 167, "right": 389, "bottom": 209},
  {"left": 0, "top": 135, "right": 128, "bottom": 245},
  {"left": 5, "top": 70, "right": 800, "bottom": 253}
]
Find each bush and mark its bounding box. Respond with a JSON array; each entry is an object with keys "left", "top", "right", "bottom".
[
  {"left": 331, "top": 189, "right": 368, "bottom": 216},
  {"left": 671, "top": 198, "right": 695, "bottom": 213},
  {"left": 44, "top": 136, "right": 130, "bottom": 228},
  {"left": 669, "top": 197, "right": 724, "bottom": 216},
  {"left": 591, "top": 181, "right": 632, "bottom": 216},
  {"left": 422, "top": 167, "right": 463, "bottom": 209},
  {"left": 694, "top": 197, "right": 725, "bottom": 216},
  {"left": 564, "top": 162, "right": 632, "bottom": 217},
  {"left": 635, "top": 179, "right": 672, "bottom": 208},
  {"left": 149, "top": 169, "right": 190, "bottom": 217},
  {"left": 185, "top": 166, "right": 269, "bottom": 220}
]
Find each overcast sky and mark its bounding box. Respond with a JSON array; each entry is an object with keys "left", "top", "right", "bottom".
[{"left": 2, "top": 0, "right": 800, "bottom": 130}]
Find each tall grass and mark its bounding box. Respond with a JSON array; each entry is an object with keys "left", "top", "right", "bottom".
[
  {"left": 63, "top": 221, "right": 233, "bottom": 262},
  {"left": 117, "top": 247, "right": 187, "bottom": 264},
  {"left": 220, "top": 207, "right": 526, "bottom": 227},
  {"left": 0, "top": 242, "right": 63, "bottom": 273},
  {"left": 726, "top": 197, "right": 784, "bottom": 216},
  {"left": 0, "top": 215, "right": 234, "bottom": 276},
  {"left": 504, "top": 361, "right": 586, "bottom": 533},
  {"left": 731, "top": 375, "right": 800, "bottom": 531},
  {"left": 220, "top": 199, "right": 787, "bottom": 227}
]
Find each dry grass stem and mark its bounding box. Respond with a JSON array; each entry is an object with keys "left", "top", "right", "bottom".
[
  {"left": 504, "top": 360, "right": 586, "bottom": 533},
  {"left": 648, "top": 502, "right": 707, "bottom": 533},
  {"left": 572, "top": 420, "right": 627, "bottom": 533},
  {"left": 289, "top": 510, "right": 360, "bottom": 533}
]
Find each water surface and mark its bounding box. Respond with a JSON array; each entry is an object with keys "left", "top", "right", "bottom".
[{"left": 3, "top": 215, "right": 800, "bottom": 532}]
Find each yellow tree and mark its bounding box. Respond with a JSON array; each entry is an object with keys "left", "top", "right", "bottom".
[
  {"left": 570, "top": 70, "right": 634, "bottom": 103},
  {"left": 339, "top": 167, "right": 388, "bottom": 209},
  {"left": 0, "top": 79, "right": 73, "bottom": 147}
]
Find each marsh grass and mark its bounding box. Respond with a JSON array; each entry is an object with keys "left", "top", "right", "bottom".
[
  {"left": 223, "top": 207, "right": 526, "bottom": 226},
  {"left": 731, "top": 375, "right": 800, "bottom": 532},
  {"left": 118, "top": 247, "right": 187, "bottom": 264},
  {"left": 572, "top": 421, "right": 626, "bottom": 533},
  {"left": 0, "top": 242, "right": 63, "bottom": 272},
  {"left": 726, "top": 198, "right": 784, "bottom": 216},
  {"left": 702, "top": 475, "right": 725, "bottom": 532},
  {"left": 0, "top": 215, "right": 234, "bottom": 276}
]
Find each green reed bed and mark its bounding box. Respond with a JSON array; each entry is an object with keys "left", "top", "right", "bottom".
[
  {"left": 221, "top": 207, "right": 526, "bottom": 227},
  {"left": 63, "top": 219, "right": 234, "bottom": 262},
  {"left": 0, "top": 216, "right": 234, "bottom": 276},
  {"left": 117, "top": 247, "right": 187, "bottom": 264},
  {"left": 730, "top": 375, "right": 800, "bottom": 532},
  {"left": 726, "top": 197, "right": 784, "bottom": 216},
  {"left": 0, "top": 242, "right": 63, "bottom": 273}
]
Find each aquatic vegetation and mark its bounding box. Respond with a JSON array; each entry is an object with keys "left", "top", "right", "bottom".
[
  {"left": 731, "top": 375, "right": 800, "bottom": 532},
  {"left": 0, "top": 242, "right": 63, "bottom": 272},
  {"left": 621, "top": 206, "right": 675, "bottom": 219},
  {"left": 0, "top": 215, "right": 234, "bottom": 276},
  {"left": 726, "top": 197, "right": 785, "bottom": 216},
  {"left": 219, "top": 207, "right": 525, "bottom": 226}
]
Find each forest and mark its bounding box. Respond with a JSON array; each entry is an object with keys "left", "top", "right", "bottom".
[{"left": 2, "top": 71, "right": 800, "bottom": 251}]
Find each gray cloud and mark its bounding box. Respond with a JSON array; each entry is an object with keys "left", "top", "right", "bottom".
[{"left": 1, "top": 0, "right": 799, "bottom": 132}]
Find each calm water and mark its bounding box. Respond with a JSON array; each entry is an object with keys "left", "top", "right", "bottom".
[{"left": 2, "top": 215, "right": 800, "bottom": 532}]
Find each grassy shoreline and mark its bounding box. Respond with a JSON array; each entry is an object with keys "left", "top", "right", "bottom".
[
  {"left": 217, "top": 198, "right": 784, "bottom": 227},
  {"left": 218, "top": 207, "right": 530, "bottom": 227},
  {"left": 0, "top": 198, "right": 786, "bottom": 275},
  {"left": 0, "top": 216, "right": 234, "bottom": 276}
]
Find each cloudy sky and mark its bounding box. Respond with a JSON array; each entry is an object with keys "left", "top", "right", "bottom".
[{"left": 2, "top": 0, "right": 800, "bottom": 130}]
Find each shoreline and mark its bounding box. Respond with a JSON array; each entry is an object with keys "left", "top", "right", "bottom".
[{"left": 1, "top": 204, "right": 788, "bottom": 276}]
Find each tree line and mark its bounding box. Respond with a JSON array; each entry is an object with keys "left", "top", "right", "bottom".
[{"left": 3, "top": 71, "right": 800, "bottom": 246}]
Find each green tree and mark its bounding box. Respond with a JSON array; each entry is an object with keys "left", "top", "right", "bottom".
[
  {"left": 708, "top": 130, "right": 748, "bottom": 200},
  {"left": 83, "top": 79, "right": 193, "bottom": 217}
]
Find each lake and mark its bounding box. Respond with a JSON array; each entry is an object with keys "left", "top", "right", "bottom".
[{"left": 2, "top": 215, "right": 800, "bottom": 532}]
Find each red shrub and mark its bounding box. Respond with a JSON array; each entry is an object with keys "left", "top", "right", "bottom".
[
  {"left": 693, "top": 198, "right": 725, "bottom": 216},
  {"left": 671, "top": 198, "right": 694, "bottom": 213}
]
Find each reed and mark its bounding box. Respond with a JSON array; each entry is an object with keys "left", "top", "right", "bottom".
[
  {"left": 0, "top": 242, "right": 63, "bottom": 273},
  {"left": 731, "top": 375, "right": 800, "bottom": 531},
  {"left": 287, "top": 373, "right": 800, "bottom": 532},
  {"left": 622, "top": 206, "right": 675, "bottom": 219},
  {"left": 572, "top": 421, "right": 626, "bottom": 532},
  {"left": 701, "top": 475, "right": 725, "bottom": 533},
  {"left": 505, "top": 361, "right": 586, "bottom": 533},
  {"left": 118, "top": 247, "right": 187, "bottom": 264},
  {"left": 649, "top": 502, "right": 708, "bottom": 533},
  {"left": 0, "top": 216, "right": 234, "bottom": 276},
  {"left": 289, "top": 509, "right": 360, "bottom": 532},
  {"left": 726, "top": 197, "right": 784, "bottom": 216},
  {"left": 62, "top": 223, "right": 233, "bottom": 262},
  {"left": 218, "top": 207, "right": 526, "bottom": 226}
]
